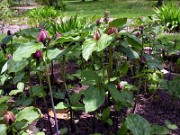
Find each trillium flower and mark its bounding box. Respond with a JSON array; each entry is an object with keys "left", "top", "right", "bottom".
[
  {"left": 96, "top": 19, "right": 101, "bottom": 26},
  {"left": 7, "top": 30, "right": 11, "bottom": 36},
  {"left": 2, "top": 111, "right": 16, "bottom": 125},
  {"left": 6, "top": 54, "right": 12, "bottom": 60},
  {"left": 117, "top": 81, "right": 128, "bottom": 90},
  {"left": 107, "top": 27, "right": 118, "bottom": 36},
  {"left": 94, "top": 31, "right": 101, "bottom": 40},
  {"left": 33, "top": 50, "right": 43, "bottom": 61},
  {"left": 37, "top": 28, "right": 50, "bottom": 45}
]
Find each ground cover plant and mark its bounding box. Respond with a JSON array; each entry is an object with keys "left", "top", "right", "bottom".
[{"left": 0, "top": 0, "right": 180, "bottom": 135}]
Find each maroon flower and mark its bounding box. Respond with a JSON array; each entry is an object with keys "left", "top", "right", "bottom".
[
  {"left": 94, "top": 31, "right": 101, "bottom": 40},
  {"left": 6, "top": 54, "right": 12, "bottom": 60},
  {"left": 107, "top": 27, "right": 118, "bottom": 36},
  {"left": 103, "top": 11, "right": 110, "bottom": 24},
  {"left": 55, "top": 32, "right": 62, "bottom": 40},
  {"left": 7, "top": 30, "right": 11, "bottom": 36},
  {"left": 37, "top": 28, "right": 50, "bottom": 44},
  {"left": 135, "top": 32, "right": 140, "bottom": 37},
  {"left": 2, "top": 111, "right": 16, "bottom": 125},
  {"left": 139, "top": 25, "right": 144, "bottom": 33},
  {"left": 117, "top": 81, "right": 127, "bottom": 90},
  {"left": 96, "top": 19, "right": 101, "bottom": 26},
  {"left": 33, "top": 50, "right": 43, "bottom": 61}
]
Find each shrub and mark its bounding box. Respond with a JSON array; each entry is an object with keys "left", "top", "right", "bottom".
[{"left": 154, "top": 2, "right": 180, "bottom": 32}]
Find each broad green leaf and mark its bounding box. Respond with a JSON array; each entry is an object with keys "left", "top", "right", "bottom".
[
  {"left": 83, "top": 86, "right": 105, "bottom": 112},
  {"left": 15, "top": 28, "right": 39, "bottom": 39},
  {"left": 97, "top": 34, "right": 114, "bottom": 52},
  {"left": 30, "top": 86, "right": 46, "bottom": 97},
  {"left": 7, "top": 59, "right": 29, "bottom": 73},
  {"left": 82, "top": 39, "right": 96, "bottom": 61},
  {"left": 55, "top": 102, "right": 69, "bottom": 109},
  {"left": 120, "top": 45, "right": 139, "bottom": 59},
  {"left": 47, "top": 48, "right": 62, "bottom": 60},
  {"left": 151, "top": 125, "right": 169, "bottom": 135},
  {"left": 120, "top": 62, "right": 129, "bottom": 77},
  {"left": 0, "top": 124, "right": 7, "bottom": 135},
  {"left": 0, "top": 35, "right": 13, "bottom": 44},
  {"left": 0, "top": 96, "right": 9, "bottom": 105},
  {"left": 126, "top": 33, "right": 142, "bottom": 50},
  {"left": 17, "top": 82, "right": 24, "bottom": 91},
  {"left": 109, "top": 18, "right": 127, "bottom": 28},
  {"left": 145, "top": 54, "right": 162, "bottom": 69},
  {"left": 14, "top": 119, "right": 29, "bottom": 130},
  {"left": 81, "top": 69, "right": 100, "bottom": 85},
  {"left": 125, "top": 114, "right": 151, "bottom": 135},
  {"left": 13, "top": 72, "right": 25, "bottom": 84},
  {"left": 9, "top": 89, "right": 23, "bottom": 96},
  {"left": 0, "top": 89, "right": 4, "bottom": 95},
  {"left": 13, "top": 42, "right": 43, "bottom": 61},
  {"left": 106, "top": 118, "right": 113, "bottom": 126},
  {"left": 50, "top": 36, "right": 80, "bottom": 46},
  {"left": 105, "top": 83, "right": 121, "bottom": 101},
  {"left": 15, "top": 106, "right": 41, "bottom": 125}
]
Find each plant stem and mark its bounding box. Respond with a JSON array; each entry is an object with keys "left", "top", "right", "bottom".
[
  {"left": 44, "top": 60, "right": 60, "bottom": 135},
  {"left": 101, "top": 51, "right": 105, "bottom": 82},
  {"left": 107, "top": 45, "right": 113, "bottom": 105}
]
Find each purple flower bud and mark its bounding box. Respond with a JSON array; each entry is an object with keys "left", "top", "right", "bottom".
[
  {"left": 55, "top": 32, "right": 61, "bottom": 40},
  {"left": 96, "top": 19, "right": 101, "bottom": 26},
  {"left": 94, "top": 31, "right": 101, "bottom": 40},
  {"left": 6, "top": 54, "right": 12, "bottom": 60},
  {"left": 37, "top": 28, "right": 50, "bottom": 44},
  {"left": 139, "top": 25, "right": 144, "bottom": 32},
  {"left": 117, "top": 81, "right": 127, "bottom": 90},
  {"left": 33, "top": 50, "right": 43, "bottom": 61},
  {"left": 140, "top": 56, "right": 146, "bottom": 63},
  {"left": 135, "top": 32, "right": 140, "bottom": 37},
  {"left": 7, "top": 30, "right": 11, "bottom": 36},
  {"left": 107, "top": 27, "right": 118, "bottom": 36}
]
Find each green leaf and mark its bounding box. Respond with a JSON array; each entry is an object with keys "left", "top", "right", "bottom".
[
  {"left": 120, "top": 62, "right": 129, "bottom": 77},
  {"left": 109, "top": 18, "right": 127, "bottom": 28},
  {"left": 13, "top": 42, "right": 43, "bottom": 61},
  {"left": 15, "top": 28, "right": 39, "bottom": 39},
  {"left": 37, "top": 132, "right": 45, "bottom": 135},
  {"left": 17, "top": 82, "right": 24, "bottom": 91},
  {"left": 106, "top": 118, "right": 113, "bottom": 126},
  {"left": 0, "top": 96, "right": 9, "bottom": 105},
  {"left": 47, "top": 48, "right": 62, "bottom": 60},
  {"left": 15, "top": 106, "right": 41, "bottom": 126},
  {"left": 13, "top": 72, "right": 25, "bottom": 84},
  {"left": 30, "top": 86, "right": 46, "bottom": 97},
  {"left": 102, "top": 107, "right": 110, "bottom": 120},
  {"left": 1, "top": 62, "right": 8, "bottom": 74},
  {"left": 82, "top": 39, "right": 96, "bottom": 61},
  {"left": 0, "top": 35, "right": 13, "bottom": 45},
  {"left": 55, "top": 102, "right": 69, "bottom": 110},
  {"left": 9, "top": 89, "right": 23, "bottom": 96},
  {"left": 0, "top": 104, "right": 8, "bottom": 117},
  {"left": 126, "top": 33, "right": 142, "bottom": 50},
  {"left": 14, "top": 119, "right": 29, "bottom": 130},
  {"left": 145, "top": 54, "right": 162, "bottom": 69},
  {"left": 165, "top": 120, "right": 178, "bottom": 130},
  {"left": 125, "top": 114, "right": 151, "bottom": 135},
  {"left": 0, "top": 124, "right": 7, "bottom": 135},
  {"left": 81, "top": 69, "right": 100, "bottom": 85},
  {"left": 151, "top": 125, "right": 169, "bottom": 135},
  {"left": 97, "top": 34, "right": 114, "bottom": 52},
  {"left": 7, "top": 59, "right": 29, "bottom": 73},
  {"left": 0, "top": 89, "right": 4, "bottom": 95},
  {"left": 50, "top": 36, "right": 80, "bottom": 45},
  {"left": 83, "top": 86, "right": 105, "bottom": 112}
]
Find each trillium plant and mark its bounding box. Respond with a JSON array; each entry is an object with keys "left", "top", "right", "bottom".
[{"left": 0, "top": 12, "right": 176, "bottom": 135}]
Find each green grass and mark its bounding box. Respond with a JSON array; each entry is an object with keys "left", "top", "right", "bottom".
[{"left": 62, "top": 0, "right": 156, "bottom": 18}]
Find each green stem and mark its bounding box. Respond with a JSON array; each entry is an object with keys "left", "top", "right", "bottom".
[
  {"left": 44, "top": 60, "right": 60, "bottom": 135},
  {"left": 108, "top": 45, "right": 113, "bottom": 82},
  {"left": 101, "top": 51, "right": 105, "bottom": 82}
]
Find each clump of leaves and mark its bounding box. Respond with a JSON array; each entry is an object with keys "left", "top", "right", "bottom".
[{"left": 154, "top": 2, "right": 180, "bottom": 32}]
